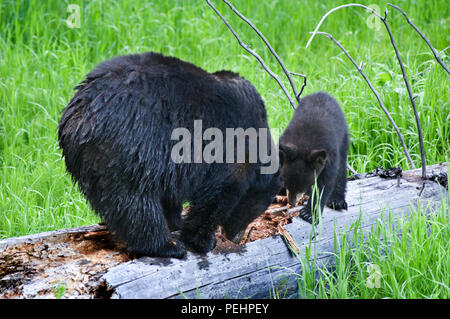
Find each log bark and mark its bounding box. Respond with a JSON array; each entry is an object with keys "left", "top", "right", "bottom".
[{"left": 0, "top": 163, "right": 447, "bottom": 299}]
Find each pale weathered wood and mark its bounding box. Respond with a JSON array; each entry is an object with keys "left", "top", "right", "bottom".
[
  {"left": 102, "top": 163, "right": 447, "bottom": 299},
  {"left": 0, "top": 163, "right": 447, "bottom": 299}
]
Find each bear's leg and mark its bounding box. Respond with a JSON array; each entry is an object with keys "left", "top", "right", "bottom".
[
  {"left": 161, "top": 195, "right": 183, "bottom": 232},
  {"left": 222, "top": 174, "right": 280, "bottom": 243},
  {"left": 299, "top": 169, "right": 337, "bottom": 224},
  {"left": 105, "top": 195, "right": 186, "bottom": 258},
  {"left": 326, "top": 159, "right": 348, "bottom": 211},
  {"left": 180, "top": 179, "right": 247, "bottom": 254}
]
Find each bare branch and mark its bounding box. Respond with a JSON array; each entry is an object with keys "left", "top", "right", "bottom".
[
  {"left": 221, "top": 0, "right": 302, "bottom": 103},
  {"left": 313, "top": 31, "right": 415, "bottom": 169},
  {"left": 206, "top": 0, "right": 296, "bottom": 109},
  {"left": 306, "top": 3, "right": 429, "bottom": 176},
  {"left": 206, "top": 0, "right": 307, "bottom": 109},
  {"left": 306, "top": 3, "right": 383, "bottom": 49},
  {"left": 288, "top": 71, "right": 307, "bottom": 78},
  {"left": 387, "top": 3, "right": 450, "bottom": 74},
  {"left": 380, "top": 9, "right": 427, "bottom": 178},
  {"left": 288, "top": 71, "right": 307, "bottom": 100}
]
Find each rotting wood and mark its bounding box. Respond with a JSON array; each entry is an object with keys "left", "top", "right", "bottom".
[
  {"left": 0, "top": 163, "right": 447, "bottom": 299},
  {"left": 0, "top": 224, "right": 129, "bottom": 299}
]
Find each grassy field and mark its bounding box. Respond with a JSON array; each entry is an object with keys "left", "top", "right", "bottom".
[{"left": 0, "top": 0, "right": 448, "bottom": 298}]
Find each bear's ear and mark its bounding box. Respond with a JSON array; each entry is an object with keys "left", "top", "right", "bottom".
[
  {"left": 308, "top": 149, "right": 327, "bottom": 172},
  {"left": 279, "top": 143, "right": 298, "bottom": 164}
]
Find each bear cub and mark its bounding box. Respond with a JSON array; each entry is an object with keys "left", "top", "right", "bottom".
[{"left": 279, "top": 92, "right": 349, "bottom": 224}]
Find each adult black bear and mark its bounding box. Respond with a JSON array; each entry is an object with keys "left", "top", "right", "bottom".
[
  {"left": 58, "top": 52, "right": 280, "bottom": 258},
  {"left": 279, "top": 92, "right": 349, "bottom": 224}
]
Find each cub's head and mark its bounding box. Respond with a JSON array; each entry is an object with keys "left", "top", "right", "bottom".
[{"left": 279, "top": 143, "right": 327, "bottom": 205}]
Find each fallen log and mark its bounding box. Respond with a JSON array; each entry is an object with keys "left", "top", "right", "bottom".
[{"left": 0, "top": 163, "right": 447, "bottom": 299}]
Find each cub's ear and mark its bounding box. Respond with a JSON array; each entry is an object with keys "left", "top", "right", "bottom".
[
  {"left": 308, "top": 149, "right": 327, "bottom": 171},
  {"left": 279, "top": 143, "right": 298, "bottom": 165}
]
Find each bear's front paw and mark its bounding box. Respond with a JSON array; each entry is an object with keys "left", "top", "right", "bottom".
[
  {"left": 158, "top": 239, "right": 187, "bottom": 259},
  {"left": 299, "top": 207, "right": 321, "bottom": 225},
  {"left": 181, "top": 230, "right": 217, "bottom": 254},
  {"left": 299, "top": 207, "right": 313, "bottom": 224},
  {"left": 327, "top": 199, "right": 348, "bottom": 211}
]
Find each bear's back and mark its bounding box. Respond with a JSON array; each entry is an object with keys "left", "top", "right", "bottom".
[{"left": 280, "top": 92, "right": 348, "bottom": 158}]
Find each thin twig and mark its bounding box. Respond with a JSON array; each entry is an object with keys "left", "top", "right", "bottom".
[
  {"left": 288, "top": 71, "right": 307, "bottom": 100},
  {"left": 266, "top": 204, "right": 303, "bottom": 214},
  {"left": 313, "top": 31, "right": 415, "bottom": 169},
  {"left": 221, "top": 0, "right": 301, "bottom": 103},
  {"left": 347, "top": 163, "right": 358, "bottom": 175},
  {"left": 266, "top": 205, "right": 288, "bottom": 214},
  {"left": 277, "top": 224, "right": 300, "bottom": 253},
  {"left": 306, "top": 3, "right": 383, "bottom": 49},
  {"left": 387, "top": 3, "right": 449, "bottom": 74},
  {"left": 381, "top": 9, "right": 426, "bottom": 178}
]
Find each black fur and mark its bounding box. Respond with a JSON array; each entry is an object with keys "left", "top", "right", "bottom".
[
  {"left": 279, "top": 92, "right": 349, "bottom": 224},
  {"left": 58, "top": 52, "right": 280, "bottom": 258}
]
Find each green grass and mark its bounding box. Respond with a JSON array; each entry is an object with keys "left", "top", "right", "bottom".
[
  {"left": 0, "top": 0, "right": 448, "bottom": 296},
  {"left": 286, "top": 196, "right": 449, "bottom": 299}
]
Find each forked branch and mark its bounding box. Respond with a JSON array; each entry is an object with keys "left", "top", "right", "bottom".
[
  {"left": 206, "top": 0, "right": 306, "bottom": 109},
  {"left": 288, "top": 71, "right": 307, "bottom": 100},
  {"left": 387, "top": 3, "right": 449, "bottom": 74},
  {"left": 313, "top": 31, "right": 415, "bottom": 169},
  {"left": 380, "top": 9, "right": 426, "bottom": 178},
  {"left": 221, "top": 0, "right": 300, "bottom": 101},
  {"left": 306, "top": 4, "right": 432, "bottom": 177}
]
